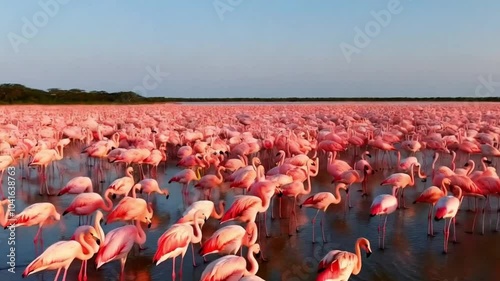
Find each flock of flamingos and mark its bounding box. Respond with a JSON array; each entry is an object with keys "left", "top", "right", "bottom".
[{"left": 0, "top": 103, "right": 499, "bottom": 281}]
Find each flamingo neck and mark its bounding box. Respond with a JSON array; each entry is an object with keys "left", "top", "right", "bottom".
[
  {"left": 76, "top": 232, "right": 96, "bottom": 261},
  {"left": 247, "top": 223, "right": 258, "bottom": 245},
  {"left": 396, "top": 151, "right": 401, "bottom": 166},
  {"left": 135, "top": 220, "right": 147, "bottom": 245},
  {"left": 102, "top": 190, "right": 114, "bottom": 211},
  {"left": 352, "top": 240, "right": 363, "bottom": 275},
  {"left": 441, "top": 181, "right": 448, "bottom": 197},
  {"left": 245, "top": 247, "right": 259, "bottom": 276},
  {"left": 451, "top": 152, "right": 456, "bottom": 171},
  {"left": 211, "top": 201, "right": 225, "bottom": 219},
  {"left": 0, "top": 202, "right": 11, "bottom": 227},
  {"left": 94, "top": 214, "right": 105, "bottom": 242},
  {"left": 466, "top": 161, "right": 475, "bottom": 176},
  {"left": 332, "top": 184, "right": 344, "bottom": 204},
  {"left": 481, "top": 159, "right": 488, "bottom": 171},
  {"left": 192, "top": 217, "right": 203, "bottom": 242}
]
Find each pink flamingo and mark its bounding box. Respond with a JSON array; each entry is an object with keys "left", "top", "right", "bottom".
[
  {"left": 57, "top": 176, "right": 93, "bottom": 196},
  {"left": 316, "top": 237, "right": 372, "bottom": 281},
  {"left": 194, "top": 166, "right": 226, "bottom": 199},
  {"left": 28, "top": 144, "right": 64, "bottom": 195},
  {"left": 107, "top": 166, "right": 135, "bottom": 199},
  {"left": 199, "top": 222, "right": 258, "bottom": 258},
  {"left": 177, "top": 200, "right": 226, "bottom": 223},
  {"left": 434, "top": 186, "right": 463, "bottom": 254},
  {"left": 153, "top": 210, "right": 205, "bottom": 280},
  {"left": 300, "top": 184, "right": 346, "bottom": 243},
  {"left": 0, "top": 153, "right": 14, "bottom": 198},
  {"left": 95, "top": 220, "right": 148, "bottom": 281},
  {"left": 200, "top": 243, "right": 261, "bottom": 281},
  {"left": 70, "top": 211, "right": 104, "bottom": 281},
  {"left": 168, "top": 167, "right": 201, "bottom": 196},
  {"left": 413, "top": 178, "right": 452, "bottom": 236},
  {"left": 134, "top": 178, "right": 170, "bottom": 202},
  {"left": 333, "top": 166, "right": 370, "bottom": 208},
  {"left": 370, "top": 186, "right": 398, "bottom": 249},
  {"left": 5, "top": 202, "right": 61, "bottom": 252},
  {"left": 105, "top": 194, "right": 153, "bottom": 227},
  {"left": 62, "top": 189, "right": 114, "bottom": 225},
  {"left": 22, "top": 227, "right": 100, "bottom": 281},
  {"left": 279, "top": 158, "right": 314, "bottom": 235},
  {"left": 380, "top": 163, "right": 426, "bottom": 209},
  {"left": 0, "top": 199, "right": 12, "bottom": 228}
]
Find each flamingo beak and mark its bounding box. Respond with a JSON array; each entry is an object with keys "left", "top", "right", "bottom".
[
  {"left": 166, "top": 194, "right": 170, "bottom": 199},
  {"left": 148, "top": 222, "right": 152, "bottom": 228},
  {"left": 367, "top": 154, "right": 372, "bottom": 158},
  {"left": 366, "top": 251, "right": 372, "bottom": 258}
]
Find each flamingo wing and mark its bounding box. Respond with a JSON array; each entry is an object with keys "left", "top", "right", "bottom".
[
  {"left": 23, "top": 241, "right": 80, "bottom": 276},
  {"left": 200, "top": 255, "right": 246, "bottom": 281}
]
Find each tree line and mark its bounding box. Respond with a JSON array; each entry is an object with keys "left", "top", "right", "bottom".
[{"left": 0, "top": 83, "right": 498, "bottom": 104}]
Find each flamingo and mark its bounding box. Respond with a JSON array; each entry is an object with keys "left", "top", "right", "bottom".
[
  {"left": 57, "top": 176, "right": 93, "bottom": 196},
  {"left": 5, "top": 202, "right": 61, "bottom": 252},
  {"left": 316, "top": 237, "right": 372, "bottom": 281},
  {"left": 199, "top": 222, "right": 258, "bottom": 258},
  {"left": 28, "top": 144, "right": 64, "bottom": 195},
  {"left": 279, "top": 157, "right": 314, "bottom": 235},
  {"left": 62, "top": 189, "right": 114, "bottom": 225},
  {"left": 105, "top": 194, "right": 153, "bottom": 227},
  {"left": 413, "top": 178, "right": 452, "bottom": 237},
  {"left": 0, "top": 198, "right": 12, "bottom": 228},
  {"left": 177, "top": 200, "right": 226, "bottom": 223},
  {"left": 380, "top": 163, "right": 427, "bottom": 209},
  {"left": 22, "top": 227, "right": 100, "bottom": 281},
  {"left": 200, "top": 243, "right": 261, "bottom": 281},
  {"left": 153, "top": 210, "right": 205, "bottom": 280},
  {"left": 299, "top": 183, "right": 347, "bottom": 243},
  {"left": 0, "top": 153, "right": 14, "bottom": 198},
  {"left": 168, "top": 167, "right": 201, "bottom": 196},
  {"left": 70, "top": 212, "right": 104, "bottom": 281},
  {"left": 194, "top": 166, "right": 226, "bottom": 199},
  {"left": 95, "top": 220, "right": 148, "bottom": 281},
  {"left": 107, "top": 166, "right": 135, "bottom": 199},
  {"left": 434, "top": 186, "right": 463, "bottom": 254},
  {"left": 332, "top": 165, "right": 371, "bottom": 208},
  {"left": 133, "top": 178, "right": 170, "bottom": 202},
  {"left": 370, "top": 186, "right": 398, "bottom": 249}
]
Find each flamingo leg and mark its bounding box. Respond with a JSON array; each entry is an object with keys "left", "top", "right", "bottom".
[
  {"left": 264, "top": 212, "right": 270, "bottom": 237},
  {"left": 382, "top": 215, "right": 388, "bottom": 250},
  {"left": 191, "top": 243, "right": 197, "bottom": 267},
  {"left": 311, "top": 209, "right": 320, "bottom": 243},
  {"left": 61, "top": 268, "right": 68, "bottom": 281},
  {"left": 180, "top": 254, "right": 185, "bottom": 281},
  {"left": 279, "top": 197, "right": 282, "bottom": 219},
  {"left": 443, "top": 219, "right": 450, "bottom": 254},
  {"left": 294, "top": 197, "right": 299, "bottom": 233},
  {"left": 54, "top": 268, "right": 61, "bottom": 281},
  {"left": 78, "top": 260, "right": 84, "bottom": 281},
  {"left": 320, "top": 211, "right": 326, "bottom": 243},
  {"left": 496, "top": 207, "right": 500, "bottom": 232},
  {"left": 120, "top": 257, "right": 126, "bottom": 281},
  {"left": 172, "top": 256, "right": 176, "bottom": 280},
  {"left": 452, "top": 217, "right": 457, "bottom": 243},
  {"left": 401, "top": 189, "right": 408, "bottom": 209}
]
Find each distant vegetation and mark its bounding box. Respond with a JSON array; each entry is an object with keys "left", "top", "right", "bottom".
[{"left": 0, "top": 83, "right": 498, "bottom": 104}]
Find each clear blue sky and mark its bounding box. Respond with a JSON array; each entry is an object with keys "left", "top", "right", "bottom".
[{"left": 1, "top": 0, "right": 499, "bottom": 98}]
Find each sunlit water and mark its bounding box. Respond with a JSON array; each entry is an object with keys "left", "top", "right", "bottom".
[{"left": 0, "top": 145, "right": 498, "bottom": 281}]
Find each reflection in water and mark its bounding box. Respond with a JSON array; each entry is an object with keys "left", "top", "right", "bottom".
[{"left": 0, "top": 146, "right": 498, "bottom": 281}]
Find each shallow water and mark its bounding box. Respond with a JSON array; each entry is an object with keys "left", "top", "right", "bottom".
[{"left": 0, "top": 146, "right": 498, "bottom": 281}]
